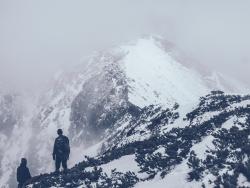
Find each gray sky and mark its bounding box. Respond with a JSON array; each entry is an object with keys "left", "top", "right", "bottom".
[{"left": 0, "top": 0, "right": 249, "bottom": 92}]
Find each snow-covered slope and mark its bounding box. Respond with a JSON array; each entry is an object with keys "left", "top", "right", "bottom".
[
  {"left": 1, "top": 36, "right": 249, "bottom": 188},
  {"left": 27, "top": 91, "right": 250, "bottom": 188}
]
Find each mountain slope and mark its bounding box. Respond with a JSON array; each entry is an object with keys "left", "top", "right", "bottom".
[
  {"left": 26, "top": 91, "right": 250, "bottom": 188},
  {"left": 1, "top": 36, "right": 249, "bottom": 187}
]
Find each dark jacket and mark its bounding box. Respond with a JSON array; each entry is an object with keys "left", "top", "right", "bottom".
[
  {"left": 53, "top": 135, "right": 70, "bottom": 158},
  {"left": 17, "top": 164, "right": 31, "bottom": 186}
]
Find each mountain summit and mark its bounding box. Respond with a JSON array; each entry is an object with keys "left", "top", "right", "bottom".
[{"left": 32, "top": 36, "right": 246, "bottom": 155}]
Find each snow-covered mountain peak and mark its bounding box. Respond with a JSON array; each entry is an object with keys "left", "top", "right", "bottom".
[
  {"left": 117, "top": 37, "right": 210, "bottom": 108},
  {"left": 45, "top": 36, "right": 247, "bottom": 110},
  {"left": 35, "top": 36, "right": 248, "bottom": 144},
  {"left": 113, "top": 37, "right": 248, "bottom": 108}
]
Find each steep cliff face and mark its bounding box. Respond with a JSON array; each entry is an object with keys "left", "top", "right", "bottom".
[
  {"left": 69, "top": 59, "right": 131, "bottom": 145},
  {"left": 1, "top": 36, "right": 249, "bottom": 187}
]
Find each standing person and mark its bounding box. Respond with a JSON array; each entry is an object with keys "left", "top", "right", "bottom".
[
  {"left": 53, "top": 129, "right": 70, "bottom": 173},
  {"left": 17, "top": 158, "right": 32, "bottom": 188}
]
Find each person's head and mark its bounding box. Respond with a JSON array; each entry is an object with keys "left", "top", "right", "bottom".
[
  {"left": 21, "top": 158, "right": 27, "bottom": 166},
  {"left": 57, "top": 129, "right": 63, "bottom": 136}
]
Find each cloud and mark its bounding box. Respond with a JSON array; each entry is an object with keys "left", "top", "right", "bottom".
[{"left": 0, "top": 0, "right": 249, "bottom": 92}]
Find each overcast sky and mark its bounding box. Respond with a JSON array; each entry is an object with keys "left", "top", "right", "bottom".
[{"left": 0, "top": 0, "right": 249, "bottom": 92}]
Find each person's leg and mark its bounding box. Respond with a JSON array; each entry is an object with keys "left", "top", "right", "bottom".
[
  {"left": 55, "top": 156, "right": 61, "bottom": 172},
  {"left": 62, "top": 156, "right": 68, "bottom": 172},
  {"left": 62, "top": 159, "right": 68, "bottom": 171}
]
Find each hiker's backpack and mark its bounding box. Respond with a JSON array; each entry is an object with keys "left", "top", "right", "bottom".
[{"left": 55, "top": 136, "right": 70, "bottom": 155}]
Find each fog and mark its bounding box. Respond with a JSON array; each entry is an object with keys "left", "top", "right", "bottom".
[{"left": 0, "top": 0, "right": 249, "bottom": 93}]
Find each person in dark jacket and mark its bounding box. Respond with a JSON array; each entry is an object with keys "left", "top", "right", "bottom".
[
  {"left": 53, "top": 129, "right": 70, "bottom": 173},
  {"left": 17, "top": 158, "right": 31, "bottom": 188}
]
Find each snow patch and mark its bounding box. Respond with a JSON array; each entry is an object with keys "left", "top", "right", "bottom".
[
  {"left": 100, "top": 155, "right": 140, "bottom": 176},
  {"left": 191, "top": 135, "right": 215, "bottom": 161}
]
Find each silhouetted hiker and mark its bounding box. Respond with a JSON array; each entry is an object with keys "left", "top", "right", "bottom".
[
  {"left": 17, "top": 158, "right": 31, "bottom": 188},
  {"left": 53, "top": 129, "right": 70, "bottom": 173}
]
